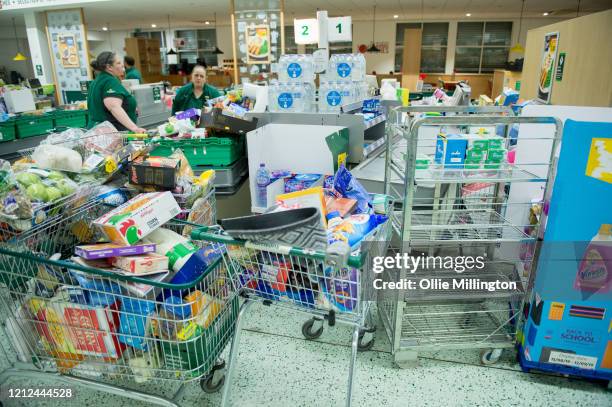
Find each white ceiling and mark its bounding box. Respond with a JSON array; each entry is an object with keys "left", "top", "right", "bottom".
[{"left": 1, "top": 0, "right": 610, "bottom": 31}]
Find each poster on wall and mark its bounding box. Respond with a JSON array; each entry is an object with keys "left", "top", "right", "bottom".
[
  {"left": 536, "top": 31, "right": 560, "bottom": 103},
  {"left": 58, "top": 34, "right": 80, "bottom": 68},
  {"left": 246, "top": 25, "right": 271, "bottom": 64}
]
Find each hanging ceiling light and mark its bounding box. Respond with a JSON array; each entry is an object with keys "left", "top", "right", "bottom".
[
  {"left": 12, "top": 17, "right": 27, "bottom": 61},
  {"left": 212, "top": 13, "right": 224, "bottom": 54},
  {"left": 165, "top": 14, "right": 178, "bottom": 64},
  {"left": 510, "top": 0, "right": 526, "bottom": 53},
  {"left": 367, "top": 5, "right": 381, "bottom": 53}
]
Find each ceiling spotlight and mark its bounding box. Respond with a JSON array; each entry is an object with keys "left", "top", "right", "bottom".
[
  {"left": 151, "top": 23, "right": 157, "bottom": 28},
  {"left": 205, "top": 21, "right": 210, "bottom": 25},
  {"left": 102, "top": 26, "right": 108, "bottom": 31},
  {"left": 466, "top": 13, "right": 471, "bottom": 17},
  {"left": 543, "top": 12, "right": 549, "bottom": 16},
  {"left": 393, "top": 15, "right": 399, "bottom": 19}
]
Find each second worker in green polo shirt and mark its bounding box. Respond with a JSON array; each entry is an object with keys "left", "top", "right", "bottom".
[
  {"left": 172, "top": 65, "right": 222, "bottom": 115},
  {"left": 124, "top": 55, "right": 142, "bottom": 83}
]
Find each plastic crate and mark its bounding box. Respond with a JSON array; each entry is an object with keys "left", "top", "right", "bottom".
[
  {"left": 200, "top": 108, "right": 258, "bottom": 134},
  {"left": 54, "top": 109, "right": 88, "bottom": 128},
  {"left": 0, "top": 119, "right": 16, "bottom": 142},
  {"left": 149, "top": 136, "right": 245, "bottom": 167},
  {"left": 16, "top": 115, "right": 54, "bottom": 139}
]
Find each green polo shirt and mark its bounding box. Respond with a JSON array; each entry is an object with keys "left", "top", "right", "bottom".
[
  {"left": 172, "top": 83, "right": 222, "bottom": 115},
  {"left": 87, "top": 71, "right": 138, "bottom": 130},
  {"left": 125, "top": 67, "right": 142, "bottom": 83}
]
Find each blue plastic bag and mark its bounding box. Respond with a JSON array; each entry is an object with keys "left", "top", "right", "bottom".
[{"left": 333, "top": 165, "right": 372, "bottom": 214}]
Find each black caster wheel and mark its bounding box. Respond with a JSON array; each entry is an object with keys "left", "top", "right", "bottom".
[
  {"left": 200, "top": 361, "right": 226, "bottom": 393},
  {"left": 302, "top": 318, "right": 324, "bottom": 340},
  {"left": 358, "top": 329, "right": 375, "bottom": 351}
]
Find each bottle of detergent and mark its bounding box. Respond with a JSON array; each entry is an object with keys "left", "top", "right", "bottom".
[{"left": 574, "top": 224, "right": 612, "bottom": 294}]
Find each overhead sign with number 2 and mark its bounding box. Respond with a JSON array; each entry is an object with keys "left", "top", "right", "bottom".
[{"left": 294, "top": 18, "right": 318, "bottom": 44}]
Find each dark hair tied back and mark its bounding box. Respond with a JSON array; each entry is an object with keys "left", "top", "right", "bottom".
[{"left": 91, "top": 51, "right": 116, "bottom": 71}]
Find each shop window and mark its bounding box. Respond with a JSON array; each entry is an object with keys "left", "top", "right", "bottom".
[
  {"left": 455, "top": 21, "right": 512, "bottom": 73},
  {"left": 174, "top": 29, "right": 219, "bottom": 68},
  {"left": 395, "top": 22, "right": 448, "bottom": 73}
]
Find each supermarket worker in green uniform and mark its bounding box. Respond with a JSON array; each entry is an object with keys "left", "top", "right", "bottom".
[
  {"left": 87, "top": 51, "right": 146, "bottom": 133},
  {"left": 124, "top": 56, "right": 142, "bottom": 83},
  {"left": 172, "top": 65, "right": 222, "bottom": 115}
]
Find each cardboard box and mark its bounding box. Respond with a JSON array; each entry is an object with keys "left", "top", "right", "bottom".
[
  {"left": 93, "top": 192, "right": 180, "bottom": 245},
  {"left": 130, "top": 156, "right": 180, "bottom": 189},
  {"left": 435, "top": 135, "right": 467, "bottom": 168},
  {"left": 75, "top": 243, "right": 157, "bottom": 260},
  {"left": 111, "top": 253, "right": 168, "bottom": 274},
  {"left": 247, "top": 123, "right": 348, "bottom": 213}
]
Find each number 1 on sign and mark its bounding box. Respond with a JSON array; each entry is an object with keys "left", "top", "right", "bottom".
[{"left": 336, "top": 23, "right": 341, "bottom": 34}]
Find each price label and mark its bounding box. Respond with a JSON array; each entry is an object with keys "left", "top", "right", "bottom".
[
  {"left": 294, "top": 18, "right": 319, "bottom": 44},
  {"left": 328, "top": 16, "right": 351, "bottom": 42}
]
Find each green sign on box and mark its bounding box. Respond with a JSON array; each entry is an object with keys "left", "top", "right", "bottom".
[
  {"left": 555, "top": 52, "right": 566, "bottom": 82},
  {"left": 152, "top": 86, "right": 162, "bottom": 103}
]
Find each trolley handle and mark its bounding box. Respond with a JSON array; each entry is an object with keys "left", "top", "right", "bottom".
[
  {"left": 0, "top": 246, "right": 223, "bottom": 290},
  {"left": 191, "top": 226, "right": 366, "bottom": 269}
]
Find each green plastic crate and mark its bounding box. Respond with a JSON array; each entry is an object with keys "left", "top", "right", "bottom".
[
  {"left": 150, "top": 136, "right": 245, "bottom": 167},
  {"left": 0, "top": 119, "right": 16, "bottom": 142},
  {"left": 16, "top": 115, "right": 53, "bottom": 139},
  {"left": 159, "top": 296, "right": 238, "bottom": 377},
  {"left": 54, "top": 109, "right": 88, "bottom": 129}
]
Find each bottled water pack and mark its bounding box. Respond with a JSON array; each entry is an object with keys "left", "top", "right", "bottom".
[
  {"left": 327, "top": 54, "right": 366, "bottom": 81},
  {"left": 278, "top": 54, "right": 315, "bottom": 82},
  {"left": 318, "top": 81, "right": 360, "bottom": 113},
  {"left": 268, "top": 81, "right": 315, "bottom": 113}
]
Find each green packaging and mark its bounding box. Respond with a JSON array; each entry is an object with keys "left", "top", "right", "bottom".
[
  {"left": 466, "top": 149, "right": 485, "bottom": 161},
  {"left": 464, "top": 158, "right": 482, "bottom": 170},
  {"left": 486, "top": 148, "right": 507, "bottom": 163},
  {"left": 487, "top": 137, "right": 505, "bottom": 150}
]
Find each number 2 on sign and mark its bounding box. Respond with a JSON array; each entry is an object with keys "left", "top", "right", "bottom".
[{"left": 302, "top": 25, "right": 308, "bottom": 36}]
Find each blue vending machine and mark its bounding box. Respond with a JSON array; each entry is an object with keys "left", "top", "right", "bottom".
[{"left": 519, "top": 120, "right": 612, "bottom": 383}]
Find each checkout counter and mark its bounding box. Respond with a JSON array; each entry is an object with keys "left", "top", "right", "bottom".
[{"left": 122, "top": 80, "right": 171, "bottom": 128}]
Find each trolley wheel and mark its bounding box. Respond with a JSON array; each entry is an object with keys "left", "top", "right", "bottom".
[
  {"left": 480, "top": 348, "right": 502, "bottom": 365},
  {"left": 200, "top": 361, "right": 226, "bottom": 393},
  {"left": 357, "top": 329, "right": 375, "bottom": 352},
  {"left": 302, "top": 318, "right": 324, "bottom": 340}
]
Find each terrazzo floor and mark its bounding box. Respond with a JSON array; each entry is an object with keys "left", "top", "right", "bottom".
[{"left": 0, "top": 302, "right": 610, "bottom": 407}]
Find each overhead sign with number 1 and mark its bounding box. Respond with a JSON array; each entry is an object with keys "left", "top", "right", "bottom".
[
  {"left": 328, "top": 16, "right": 351, "bottom": 42},
  {"left": 294, "top": 18, "right": 319, "bottom": 44}
]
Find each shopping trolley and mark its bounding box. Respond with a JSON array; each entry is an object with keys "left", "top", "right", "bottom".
[
  {"left": 190, "top": 211, "right": 392, "bottom": 407},
  {"left": 0, "top": 199, "right": 238, "bottom": 406}
]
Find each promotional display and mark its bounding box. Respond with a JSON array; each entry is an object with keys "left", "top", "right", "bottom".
[
  {"left": 536, "top": 31, "right": 560, "bottom": 103},
  {"left": 519, "top": 120, "right": 612, "bottom": 381}
]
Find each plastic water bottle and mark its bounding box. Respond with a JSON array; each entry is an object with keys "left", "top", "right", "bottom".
[{"left": 256, "top": 163, "right": 271, "bottom": 208}]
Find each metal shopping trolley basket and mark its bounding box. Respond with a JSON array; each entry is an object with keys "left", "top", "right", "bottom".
[
  {"left": 190, "top": 209, "right": 392, "bottom": 407},
  {"left": 0, "top": 200, "right": 238, "bottom": 406}
]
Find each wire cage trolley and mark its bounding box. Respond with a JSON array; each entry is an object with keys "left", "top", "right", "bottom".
[
  {"left": 191, "top": 215, "right": 392, "bottom": 407},
  {"left": 377, "top": 112, "right": 562, "bottom": 367},
  {"left": 0, "top": 200, "right": 239, "bottom": 406}
]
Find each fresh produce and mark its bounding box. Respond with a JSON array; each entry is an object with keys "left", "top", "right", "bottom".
[
  {"left": 26, "top": 183, "right": 48, "bottom": 202},
  {"left": 15, "top": 172, "right": 41, "bottom": 187},
  {"left": 45, "top": 186, "right": 63, "bottom": 202}
]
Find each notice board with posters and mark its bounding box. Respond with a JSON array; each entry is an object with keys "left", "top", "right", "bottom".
[{"left": 519, "top": 119, "right": 612, "bottom": 381}]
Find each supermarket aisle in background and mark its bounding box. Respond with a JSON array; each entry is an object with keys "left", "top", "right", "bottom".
[{"left": 0, "top": 302, "right": 610, "bottom": 407}]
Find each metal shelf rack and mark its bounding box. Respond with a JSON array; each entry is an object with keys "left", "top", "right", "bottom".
[{"left": 377, "top": 108, "right": 563, "bottom": 367}]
